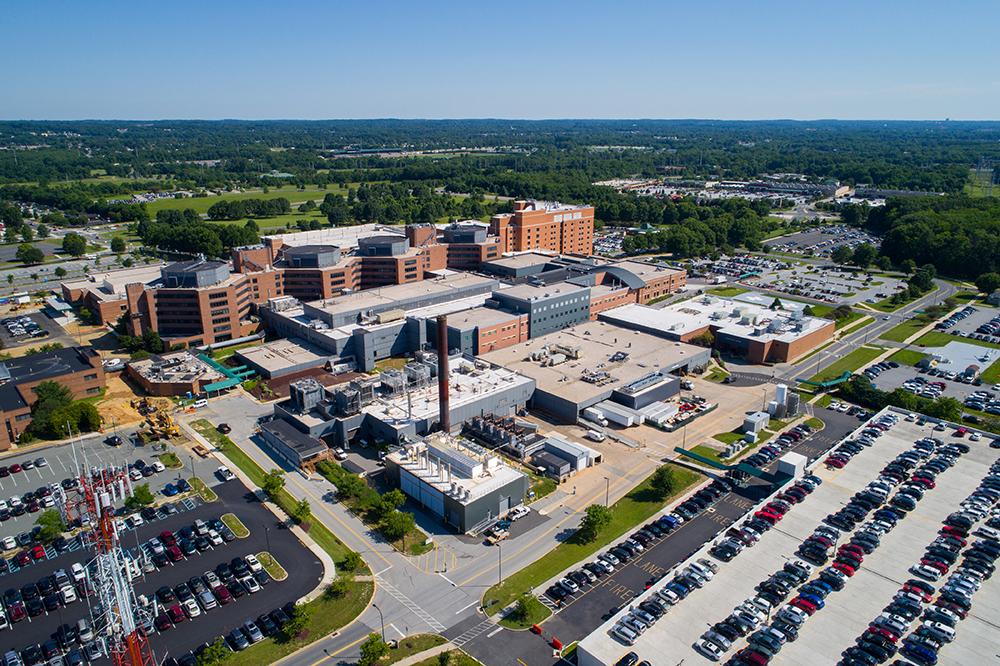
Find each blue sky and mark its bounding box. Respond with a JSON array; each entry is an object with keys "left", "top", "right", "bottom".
[{"left": 3, "top": 0, "right": 998, "bottom": 120}]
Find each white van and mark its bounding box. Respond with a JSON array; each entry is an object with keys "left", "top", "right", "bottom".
[
  {"left": 193, "top": 398, "right": 208, "bottom": 409},
  {"left": 587, "top": 430, "right": 606, "bottom": 442},
  {"left": 611, "top": 623, "right": 637, "bottom": 645}
]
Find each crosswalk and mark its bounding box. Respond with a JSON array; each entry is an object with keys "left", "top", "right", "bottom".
[
  {"left": 375, "top": 575, "right": 447, "bottom": 633},
  {"left": 451, "top": 616, "right": 495, "bottom": 647}
]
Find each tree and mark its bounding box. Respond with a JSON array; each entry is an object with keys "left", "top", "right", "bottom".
[
  {"left": 342, "top": 550, "right": 364, "bottom": 572},
  {"left": 512, "top": 596, "right": 532, "bottom": 620},
  {"left": 976, "top": 272, "right": 1000, "bottom": 295},
  {"left": 380, "top": 510, "right": 415, "bottom": 545},
  {"left": 578, "top": 504, "right": 612, "bottom": 542},
  {"left": 125, "top": 483, "right": 155, "bottom": 510},
  {"left": 123, "top": 257, "right": 133, "bottom": 267},
  {"left": 292, "top": 498, "right": 311, "bottom": 522},
  {"left": 4, "top": 227, "right": 18, "bottom": 245},
  {"left": 262, "top": 469, "right": 286, "bottom": 499},
  {"left": 34, "top": 509, "right": 65, "bottom": 542},
  {"left": 54, "top": 266, "right": 67, "bottom": 278},
  {"left": 376, "top": 488, "right": 406, "bottom": 521},
  {"left": 900, "top": 259, "right": 916, "bottom": 274},
  {"left": 358, "top": 633, "right": 390, "bottom": 666},
  {"left": 5, "top": 275, "right": 11, "bottom": 285},
  {"left": 30, "top": 273, "right": 38, "bottom": 283},
  {"left": 762, "top": 244, "right": 772, "bottom": 254},
  {"left": 852, "top": 243, "right": 878, "bottom": 269},
  {"left": 36, "top": 224, "right": 49, "bottom": 238},
  {"left": 650, "top": 465, "right": 677, "bottom": 499},
  {"left": 142, "top": 328, "right": 163, "bottom": 353},
  {"left": 21, "top": 227, "right": 34, "bottom": 243},
  {"left": 830, "top": 245, "right": 853, "bottom": 266},
  {"left": 770, "top": 297, "right": 783, "bottom": 310},
  {"left": 281, "top": 604, "right": 312, "bottom": 640},
  {"left": 196, "top": 637, "right": 231, "bottom": 666},
  {"left": 802, "top": 305, "right": 815, "bottom": 317},
  {"left": 30, "top": 380, "right": 73, "bottom": 435},
  {"left": 62, "top": 233, "right": 87, "bottom": 257},
  {"left": 875, "top": 255, "right": 892, "bottom": 271},
  {"left": 110, "top": 236, "right": 126, "bottom": 254},
  {"left": 16, "top": 244, "right": 44, "bottom": 265},
  {"left": 692, "top": 330, "right": 714, "bottom": 348}
]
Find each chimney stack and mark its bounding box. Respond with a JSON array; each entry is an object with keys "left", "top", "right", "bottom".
[{"left": 436, "top": 314, "right": 450, "bottom": 433}]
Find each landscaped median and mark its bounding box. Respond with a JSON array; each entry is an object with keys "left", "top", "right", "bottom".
[
  {"left": 806, "top": 345, "right": 885, "bottom": 384},
  {"left": 481, "top": 463, "right": 701, "bottom": 623}
]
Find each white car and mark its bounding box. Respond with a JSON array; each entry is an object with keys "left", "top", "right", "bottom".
[
  {"left": 71, "top": 563, "right": 87, "bottom": 583},
  {"left": 693, "top": 638, "right": 723, "bottom": 661},
  {"left": 241, "top": 576, "right": 261, "bottom": 594},
  {"left": 244, "top": 554, "right": 263, "bottom": 573},
  {"left": 60, "top": 586, "right": 77, "bottom": 604},
  {"left": 151, "top": 462, "right": 166, "bottom": 473},
  {"left": 911, "top": 564, "right": 942, "bottom": 581},
  {"left": 509, "top": 506, "right": 530, "bottom": 521},
  {"left": 126, "top": 515, "right": 144, "bottom": 529},
  {"left": 182, "top": 598, "right": 202, "bottom": 618},
  {"left": 217, "top": 466, "right": 236, "bottom": 482},
  {"left": 207, "top": 530, "right": 223, "bottom": 546},
  {"left": 1, "top": 536, "right": 15, "bottom": 551},
  {"left": 333, "top": 448, "right": 348, "bottom": 461}
]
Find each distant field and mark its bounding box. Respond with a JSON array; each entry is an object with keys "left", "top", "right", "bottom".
[
  {"left": 880, "top": 318, "right": 929, "bottom": 343},
  {"left": 143, "top": 187, "right": 346, "bottom": 216},
  {"left": 807, "top": 346, "right": 885, "bottom": 383}
]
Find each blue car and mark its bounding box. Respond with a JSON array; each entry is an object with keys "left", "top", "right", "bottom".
[
  {"left": 900, "top": 644, "right": 938, "bottom": 665},
  {"left": 163, "top": 483, "right": 179, "bottom": 497},
  {"left": 795, "top": 593, "right": 825, "bottom": 610}
]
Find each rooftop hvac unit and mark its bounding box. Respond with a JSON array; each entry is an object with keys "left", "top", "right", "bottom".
[
  {"left": 380, "top": 369, "right": 407, "bottom": 397},
  {"left": 711, "top": 310, "right": 727, "bottom": 320}
]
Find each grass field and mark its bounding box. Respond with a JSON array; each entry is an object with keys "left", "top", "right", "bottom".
[
  {"left": 190, "top": 419, "right": 362, "bottom": 570},
  {"left": 383, "top": 635, "right": 447, "bottom": 664},
  {"left": 408, "top": 650, "right": 482, "bottom": 666},
  {"left": 791, "top": 341, "right": 836, "bottom": 366},
  {"left": 189, "top": 477, "right": 218, "bottom": 502},
  {"left": 482, "top": 464, "right": 702, "bottom": 615},
  {"left": 706, "top": 369, "right": 731, "bottom": 382},
  {"left": 707, "top": 286, "right": 750, "bottom": 297},
  {"left": 807, "top": 346, "right": 885, "bottom": 383},
  {"left": 221, "top": 513, "right": 250, "bottom": 538},
  {"left": 889, "top": 349, "right": 929, "bottom": 366},
  {"left": 915, "top": 331, "right": 1000, "bottom": 351},
  {"left": 979, "top": 358, "right": 1000, "bottom": 385},
  {"left": 223, "top": 580, "right": 373, "bottom": 666},
  {"left": 879, "top": 318, "right": 929, "bottom": 343},
  {"left": 498, "top": 596, "right": 551, "bottom": 629},
  {"left": 256, "top": 551, "right": 288, "bottom": 581},
  {"left": 142, "top": 187, "right": 347, "bottom": 217},
  {"left": 840, "top": 317, "right": 872, "bottom": 336}
]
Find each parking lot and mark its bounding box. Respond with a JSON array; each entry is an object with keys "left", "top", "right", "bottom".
[
  {"left": 0, "top": 479, "right": 323, "bottom": 663},
  {"left": 0, "top": 436, "right": 225, "bottom": 545},
  {"left": 768, "top": 227, "right": 882, "bottom": 259},
  {"left": 578, "top": 410, "right": 1000, "bottom": 665},
  {"left": 511, "top": 411, "right": 856, "bottom": 657},
  {"left": 934, "top": 305, "right": 1000, "bottom": 341}
]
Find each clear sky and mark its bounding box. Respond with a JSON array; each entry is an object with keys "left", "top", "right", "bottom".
[{"left": 3, "top": 0, "right": 998, "bottom": 121}]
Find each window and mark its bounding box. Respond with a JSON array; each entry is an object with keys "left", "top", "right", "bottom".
[
  {"left": 210, "top": 308, "right": 229, "bottom": 316},
  {"left": 86, "top": 387, "right": 101, "bottom": 395},
  {"left": 213, "top": 324, "right": 231, "bottom": 333},
  {"left": 15, "top": 413, "right": 31, "bottom": 422},
  {"left": 84, "top": 373, "right": 98, "bottom": 381}
]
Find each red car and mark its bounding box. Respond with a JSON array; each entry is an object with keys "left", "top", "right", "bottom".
[
  {"left": 166, "top": 546, "right": 184, "bottom": 563},
  {"left": 167, "top": 605, "right": 185, "bottom": 624},
  {"left": 213, "top": 586, "right": 232, "bottom": 605},
  {"left": 159, "top": 531, "right": 177, "bottom": 547},
  {"left": 920, "top": 559, "right": 949, "bottom": 574},
  {"left": 826, "top": 458, "right": 847, "bottom": 469},
  {"left": 789, "top": 597, "right": 818, "bottom": 615},
  {"left": 735, "top": 648, "right": 769, "bottom": 666},
  {"left": 839, "top": 545, "right": 865, "bottom": 558},
  {"left": 7, "top": 602, "right": 25, "bottom": 623},
  {"left": 941, "top": 525, "right": 968, "bottom": 538},
  {"left": 154, "top": 614, "right": 172, "bottom": 632},
  {"left": 765, "top": 503, "right": 788, "bottom": 515},
  {"left": 754, "top": 512, "right": 778, "bottom": 525},
  {"left": 10, "top": 464, "right": 21, "bottom": 474},
  {"left": 30, "top": 546, "right": 45, "bottom": 561},
  {"left": 903, "top": 585, "right": 932, "bottom": 602},
  {"left": 16, "top": 550, "right": 30, "bottom": 566},
  {"left": 864, "top": 627, "right": 898, "bottom": 644},
  {"left": 935, "top": 600, "right": 968, "bottom": 619},
  {"left": 912, "top": 477, "right": 936, "bottom": 489},
  {"left": 832, "top": 562, "right": 856, "bottom": 577}
]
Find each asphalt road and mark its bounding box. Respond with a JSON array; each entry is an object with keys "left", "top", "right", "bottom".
[
  {"left": 0, "top": 478, "right": 322, "bottom": 663},
  {"left": 458, "top": 409, "right": 860, "bottom": 666}
]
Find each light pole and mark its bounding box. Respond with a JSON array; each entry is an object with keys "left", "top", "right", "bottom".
[
  {"left": 372, "top": 604, "right": 385, "bottom": 643},
  {"left": 264, "top": 524, "right": 270, "bottom": 553},
  {"left": 498, "top": 544, "right": 502, "bottom": 585},
  {"left": 604, "top": 477, "right": 610, "bottom": 507},
  {"left": 761, "top": 388, "right": 767, "bottom": 412}
]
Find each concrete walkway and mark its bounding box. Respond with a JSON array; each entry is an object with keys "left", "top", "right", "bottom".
[
  {"left": 391, "top": 641, "right": 457, "bottom": 666},
  {"left": 178, "top": 420, "right": 339, "bottom": 603}
]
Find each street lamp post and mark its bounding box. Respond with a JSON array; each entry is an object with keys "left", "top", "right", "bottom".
[
  {"left": 372, "top": 603, "right": 385, "bottom": 643},
  {"left": 264, "top": 524, "right": 270, "bottom": 553},
  {"left": 604, "top": 477, "right": 610, "bottom": 507},
  {"left": 498, "top": 544, "right": 502, "bottom": 585}
]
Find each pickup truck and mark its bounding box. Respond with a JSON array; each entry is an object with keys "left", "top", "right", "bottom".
[
  {"left": 487, "top": 528, "right": 509, "bottom": 545},
  {"left": 216, "top": 466, "right": 236, "bottom": 482}
]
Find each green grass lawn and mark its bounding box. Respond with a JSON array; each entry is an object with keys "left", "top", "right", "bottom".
[
  {"left": 707, "top": 286, "right": 750, "bottom": 297},
  {"left": 879, "top": 318, "right": 929, "bottom": 343},
  {"left": 408, "top": 651, "right": 482, "bottom": 666},
  {"left": 807, "top": 346, "right": 885, "bottom": 383},
  {"left": 190, "top": 477, "right": 217, "bottom": 502},
  {"left": 915, "top": 331, "right": 1000, "bottom": 351},
  {"left": 498, "top": 596, "right": 551, "bottom": 629},
  {"left": 384, "top": 635, "right": 447, "bottom": 664},
  {"left": 713, "top": 431, "right": 746, "bottom": 445},
  {"left": 840, "top": 317, "right": 871, "bottom": 336},
  {"left": 223, "top": 581, "right": 373, "bottom": 666},
  {"left": 482, "top": 464, "right": 702, "bottom": 615},
  {"left": 832, "top": 311, "right": 866, "bottom": 331},
  {"left": 690, "top": 444, "right": 727, "bottom": 464},
  {"left": 792, "top": 341, "right": 836, "bottom": 366},
  {"left": 190, "top": 419, "right": 363, "bottom": 570},
  {"left": 979, "top": 358, "right": 1000, "bottom": 385},
  {"left": 805, "top": 417, "right": 825, "bottom": 429},
  {"left": 142, "top": 187, "right": 347, "bottom": 217},
  {"left": 889, "top": 349, "right": 929, "bottom": 366},
  {"left": 221, "top": 513, "right": 250, "bottom": 538},
  {"left": 706, "top": 369, "right": 731, "bottom": 381}
]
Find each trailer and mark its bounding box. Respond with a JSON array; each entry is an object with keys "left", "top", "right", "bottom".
[{"left": 582, "top": 407, "right": 609, "bottom": 427}]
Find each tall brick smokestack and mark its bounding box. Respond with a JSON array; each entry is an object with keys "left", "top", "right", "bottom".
[{"left": 436, "top": 315, "right": 450, "bottom": 433}]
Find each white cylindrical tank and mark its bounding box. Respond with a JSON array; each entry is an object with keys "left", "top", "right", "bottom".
[{"left": 776, "top": 384, "right": 788, "bottom": 405}]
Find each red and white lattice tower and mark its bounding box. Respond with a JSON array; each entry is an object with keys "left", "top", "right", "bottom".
[{"left": 57, "top": 460, "right": 156, "bottom": 666}]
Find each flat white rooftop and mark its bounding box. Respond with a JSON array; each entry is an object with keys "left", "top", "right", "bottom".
[
  {"left": 265, "top": 224, "right": 403, "bottom": 250},
  {"left": 602, "top": 296, "right": 833, "bottom": 344},
  {"left": 235, "top": 338, "right": 333, "bottom": 374}
]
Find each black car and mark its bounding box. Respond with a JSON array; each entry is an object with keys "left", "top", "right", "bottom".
[
  {"left": 257, "top": 614, "right": 279, "bottom": 637},
  {"left": 547, "top": 585, "right": 568, "bottom": 601}
]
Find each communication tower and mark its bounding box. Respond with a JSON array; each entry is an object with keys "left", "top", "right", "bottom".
[{"left": 57, "top": 451, "right": 156, "bottom": 666}]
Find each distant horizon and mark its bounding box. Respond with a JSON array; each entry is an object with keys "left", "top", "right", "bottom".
[
  {"left": 0, "top": 117, "right": 991, "bottom": 123},
  {"left": 3, "top": 0, "right": 998, "bottom": 121}
]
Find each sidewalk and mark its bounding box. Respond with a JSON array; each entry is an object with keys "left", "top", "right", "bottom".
[
  {"left": 178, "top": 420, "right": 338, "bottom": 603},
  {"left": 391, "top": 641, "right": 457, "bottom": 666}
]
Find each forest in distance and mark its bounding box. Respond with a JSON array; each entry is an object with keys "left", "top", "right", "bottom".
[{"left": 4, "top": 119, "right": 1000, "bottom": 286}]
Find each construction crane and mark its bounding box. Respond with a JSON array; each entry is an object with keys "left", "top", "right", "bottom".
[{"left": 57, "top": 448, "right": 156, "bottom": 666}]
